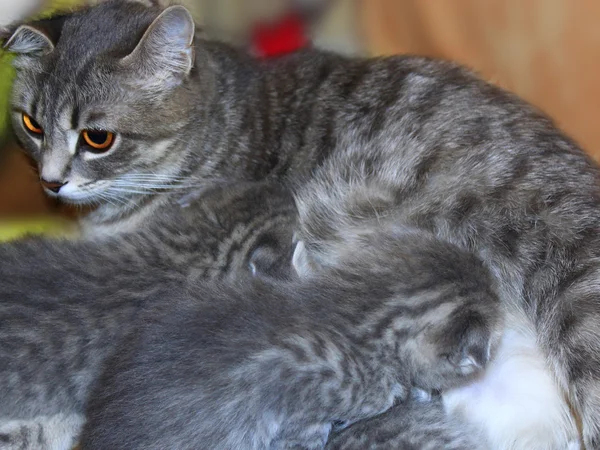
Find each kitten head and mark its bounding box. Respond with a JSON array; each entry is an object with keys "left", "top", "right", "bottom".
[
  {"left": 296, "top": 228, "right": 504, "bottom": 391},
  {"left": 2, "top": 1, "right": 200, "bottom": 205},
  {"left": 175, "top": 181, "right": 299, "bottom": 282}
]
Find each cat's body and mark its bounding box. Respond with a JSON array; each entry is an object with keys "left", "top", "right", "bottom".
[
  {"left": 81, "top": 229, "right": 500, "bottom": 450},
  {"left": 3, "top": 1, "right": 600, "bottom": 448},
  {"left": 0, "top": 181, "right": 297, "bottom": 449}
]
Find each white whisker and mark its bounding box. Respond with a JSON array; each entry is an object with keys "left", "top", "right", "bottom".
[{"left": 106, "top": 187, "right": 154, "bottom": 195}]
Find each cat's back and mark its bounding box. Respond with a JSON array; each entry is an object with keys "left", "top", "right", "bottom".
[{"left": 260, "top": 48, "right": 597, "bottom": 199}]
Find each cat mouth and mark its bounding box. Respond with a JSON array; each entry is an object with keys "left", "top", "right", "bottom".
[{"left": 43, "top": 182, "right": 105, "bottom": 206}]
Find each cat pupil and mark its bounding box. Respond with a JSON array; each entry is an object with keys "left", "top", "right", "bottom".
[
  {"left": 29, "top": 118, "right": 40, "bottom": 129},
  {"left": 81, "top": 129, "right": 114, "bottom": 151},
  {"left": 22, "top": 113, "right": 42, "bottom": 135},
  {"left": 87, "top": 131, "right": 107, "bottom": 144}
]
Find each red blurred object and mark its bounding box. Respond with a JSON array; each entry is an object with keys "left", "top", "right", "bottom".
[{"left": 252, "top": 12, "right": 310, "bottom": 58}]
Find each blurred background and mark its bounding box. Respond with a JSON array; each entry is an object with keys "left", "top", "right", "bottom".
[{"left": 1, "top": 0, "right": 600, "bottom": 237}]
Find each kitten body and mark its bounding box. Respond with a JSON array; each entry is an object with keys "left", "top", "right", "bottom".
[
  {"left": 4, "top": 1, "right": 600, "bottom": 447},
  {"left": 291, "top": 135, "right": 590, "bottom": 449},
  {"left": 81, "top": 229, "right": 500, "bottom": 450},
  {"left": 0, "top": 181, "right": 297, "bottom": 450},
  {"left": 326, "top": 397, "right": 487, "bottom": 450}
]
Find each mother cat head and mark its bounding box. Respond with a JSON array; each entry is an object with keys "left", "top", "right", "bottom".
[{"left": 1, "top": 0, "right": 201, "bottom": 204}]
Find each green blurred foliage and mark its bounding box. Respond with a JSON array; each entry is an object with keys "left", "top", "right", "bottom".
[
  {"left": 0, "top": 53, "right": 14, "bottom": 141},
  {"left": 0, "top": 218, "right": 76, "bottom": 241}
]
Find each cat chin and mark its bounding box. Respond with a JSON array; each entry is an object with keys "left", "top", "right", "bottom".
[
  {"left": 47, "top": 185, "right": 104, "bottom": 206},
  {"left": 442, "top": 311, "right": 581, "bottom": 450}
]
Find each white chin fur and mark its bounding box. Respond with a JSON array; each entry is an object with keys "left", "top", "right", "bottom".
[{"left": 443, "top": 312, "right": 581, "bottom": 450}]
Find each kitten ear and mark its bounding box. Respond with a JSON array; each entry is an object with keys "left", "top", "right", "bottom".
[
  {"left": 248, "top": 233, "right": 296, "bottom": 281},
  {"left": 292, "top": 240, "right": 317, "bottom": 278},
  {"left": 446, "top": 316, "right": 494, "bottom": 375},
  {"left": 249, "top": 246, "right": 292, "bottom": 281},
  {"left": 2, "top": 24, "right": 54, "bottom": 56},
  {"left": 121, "top": 5, "right": 195, "bottom": 85}
]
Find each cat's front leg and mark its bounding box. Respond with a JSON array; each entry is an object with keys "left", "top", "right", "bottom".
[{"left": 0, "top": 414, "right": 83, "bottom": 450}]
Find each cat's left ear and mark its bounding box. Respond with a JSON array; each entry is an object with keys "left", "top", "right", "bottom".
[
  {"left": 121, "top": 5, "right": 195, "bottom": 86},
  {"left": 2, "top": 24, "right": 54, "bottom": 56}
]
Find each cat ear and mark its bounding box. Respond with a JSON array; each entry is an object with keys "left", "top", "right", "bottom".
[
  {"left": 249, "top": 246, "right": 292, "bottom": 281},
  {"left": 292, "top": 240, "right": 317, "bottom": 278},
  {"left": 446, "top": 316, "right": 493, "bottom": 376},
  {"left": 121, "top": 5, "right": 195, "bottom": 85},
  {"left": 2, "top": 24, "right": 54, "bottom": 56},
  {"left": 248, "top": 235, "right": 295, "bottom": 281}
]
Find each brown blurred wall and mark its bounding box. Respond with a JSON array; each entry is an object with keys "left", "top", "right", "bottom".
[{"left": 360, "top": 0, "right": 600, "bottom": 159}]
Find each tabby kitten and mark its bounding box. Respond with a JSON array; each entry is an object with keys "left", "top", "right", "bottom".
[
  {"left": 80, "top": 228, "right": 499, "bottom": 450},
  {"left": 4, "top": 1, "right": 600, "bottom": 447},
  {"left": 0, "top": 181, "right": 296, "bottom": 450},
  {"left": 326, "top": 396, "right": 487, "bottom": 450}
]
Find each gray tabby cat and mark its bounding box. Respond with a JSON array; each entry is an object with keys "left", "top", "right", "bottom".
[
  {"left": 80, "top": 228, "right": 499, "bottom": 450},
  {"left": 2, "top": 1, "right": 600, "bottom": 448},
  {"left": 0, "top": 181, "right": 296, "bottom": 450}
]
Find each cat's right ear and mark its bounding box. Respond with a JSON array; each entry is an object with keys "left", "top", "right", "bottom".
[
  {"left": 2, "top": 24, "right": 54, "bottom": 56},
  {"left": 121, "top": 5, "right": 195, "bottom": 87}
]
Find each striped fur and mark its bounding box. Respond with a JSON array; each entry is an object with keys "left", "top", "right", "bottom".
[
  {"left": 4, "top": 1, "right": 600, "bottom": 447},
  {"left": 0, "top": 181, "right": 296, "bottom": 449},
  {"left": 80, "top": 229, "right": 500, "bottom": 450}
]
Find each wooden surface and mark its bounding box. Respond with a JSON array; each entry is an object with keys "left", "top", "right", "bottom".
[
  {"left": 360, "top": 0, "right": 600, "bottom": 159},
  {"left": 0, "top": 146, "right": 55, "bottom": 217}
]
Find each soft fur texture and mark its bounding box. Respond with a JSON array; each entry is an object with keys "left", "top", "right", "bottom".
[
  {"left": 81, "top": 229, "right": 500, "bottom": 450},
  {"left": 0, "top": 181, "right": 297, "bottom": 449},
  {"left": 326, "top": 396, "right": 487, "bottom": 450},
  {"left": 4, "top": 0, "right": 600, "bottom": 447}
]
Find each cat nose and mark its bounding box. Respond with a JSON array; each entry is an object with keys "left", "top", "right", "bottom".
[{"left": 41, "top": 179, "right": 67, "bottom": 193}]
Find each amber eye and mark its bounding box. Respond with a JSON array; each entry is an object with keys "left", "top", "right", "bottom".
[
  {"left": 81, "top": 130, "right": 115, "bottom": 152},
  {"left": 22, "top": 113, "right": 43, "bottom": 136}
]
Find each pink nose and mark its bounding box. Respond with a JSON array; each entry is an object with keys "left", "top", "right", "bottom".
[{"left": 41, "top": 179, "right": 67, "bottom": 193}]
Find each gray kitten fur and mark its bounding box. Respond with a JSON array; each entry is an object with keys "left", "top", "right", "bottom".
[
  {"left": 5, "top": 0, "right": 600, "bottom": 446},
  {"left": 0, "top": 181, "right": 296, "bottom": 449},
  {"left": 326, "top": 397, "right": 487, "bottom": 450},
  {"left": 80, "top": 229, "right": 500, "bottom": 450}
]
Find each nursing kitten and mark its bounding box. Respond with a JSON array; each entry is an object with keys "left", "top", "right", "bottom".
[
  {"left": 326, "top": 396, "right": 487, "bottom": 450},
  {"left": 80, "top": 229, "right": 499, "bottom": 450},
  {"left": 0, "top": 181, "right": 296, "bottom": 450},
  {"left": 3, "top": 1, "right": 600, "bottom": 447}
]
